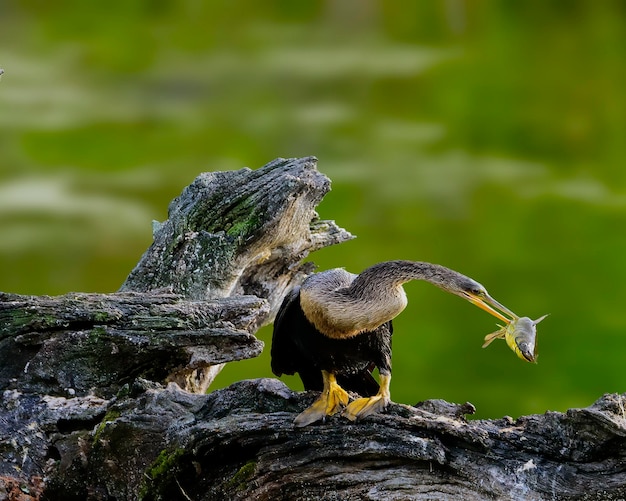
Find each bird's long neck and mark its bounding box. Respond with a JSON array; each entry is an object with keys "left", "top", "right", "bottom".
[
  {"left": 301, "top": 260, "right": 461, "bottom": 339},
  {"left": 348, "top": 260, "right": 457, "bottom": 298}
]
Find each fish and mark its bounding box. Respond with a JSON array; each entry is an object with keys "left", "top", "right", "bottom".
[{"left": 482, "top": 314, "right": 548, "bottom": 363}]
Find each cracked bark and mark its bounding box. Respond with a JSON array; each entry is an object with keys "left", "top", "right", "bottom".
[{"left": 1, "top": 156, "right": 625, "bottom": 501}]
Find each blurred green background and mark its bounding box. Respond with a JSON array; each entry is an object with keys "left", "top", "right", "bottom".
[{"left": 2, "top": 1, "right": 626, "bottom": 420}]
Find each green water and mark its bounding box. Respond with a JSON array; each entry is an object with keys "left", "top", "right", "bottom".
[{"left": 2, "top": 2, "right": 626, "bottom": 419}]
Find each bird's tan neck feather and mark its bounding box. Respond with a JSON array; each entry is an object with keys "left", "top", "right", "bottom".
[{"left": 300, "top": 286, "right": 407, "bottom": 339}]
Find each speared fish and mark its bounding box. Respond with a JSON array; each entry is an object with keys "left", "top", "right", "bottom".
[{"left": 482, "top": 314, "right": 548, "bottom": 363}]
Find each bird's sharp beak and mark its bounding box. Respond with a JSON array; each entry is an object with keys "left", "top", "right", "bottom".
[{"left": 464, "top": 292, "right": 518, "bottom": 324}]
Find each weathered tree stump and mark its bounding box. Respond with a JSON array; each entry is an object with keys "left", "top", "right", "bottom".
[{"left": 1, "top": 156, "right": 625, "bottom": 500}]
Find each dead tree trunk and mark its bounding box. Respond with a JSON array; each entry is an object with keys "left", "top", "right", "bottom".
[{"left": 1, "top": 156, "right": 625, "bottom": 501}]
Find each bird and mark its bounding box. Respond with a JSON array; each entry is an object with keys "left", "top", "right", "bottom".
[{"left": 271, "top": 260, "right": 520, "bottom": 426}]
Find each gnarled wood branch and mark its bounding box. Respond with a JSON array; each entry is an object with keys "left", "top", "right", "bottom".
[
  {"left": 120, "top": 156, "right": 351, "bottom": 311},
  {"left": 99, "top": 379, "right": 626, "bottom": 501},
  {"left": 1, "top": 157, "right": 624, "bottom": 500}
]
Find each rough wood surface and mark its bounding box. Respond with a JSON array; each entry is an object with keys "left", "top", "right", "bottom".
[
  {"left": 1, "top": 156, "right": 625, "bottom": 500},
  {"left": 120, "top": 156, "right": 351, "bottom": 313},
  {"left": 0, "top": 292, "right": 266, "bottom": 397},
  {"left": 39, "top": 378, "right": 626, "bottom": 500}
]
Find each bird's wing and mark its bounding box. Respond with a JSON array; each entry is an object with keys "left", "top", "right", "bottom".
[
  {"left": 270, "top": 287, "right": 300, "bottom": 377},
  {"left": 271, "top": 287, "right": 323, "bottom": 389}
]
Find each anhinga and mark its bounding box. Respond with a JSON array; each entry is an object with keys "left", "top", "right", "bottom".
[{"left": 271, "top": 260, "right": 521, "bottom": 427}]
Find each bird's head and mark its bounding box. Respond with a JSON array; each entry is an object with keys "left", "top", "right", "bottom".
[
  {"left": 433, "top": 273, "right": 517, "bottom": 323},
  {"left": 455, "top": 279, "right": 518, "bottom": 324}
]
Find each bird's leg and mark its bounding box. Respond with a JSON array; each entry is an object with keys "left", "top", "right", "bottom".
[
  {"left": 343, "top": 373, "right": 391, "bottom": 421},
  {"left": 294, "top": 370, "right": 351, "bottom": 427}
]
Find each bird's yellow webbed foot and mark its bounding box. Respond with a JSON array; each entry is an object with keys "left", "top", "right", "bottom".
[
  {"left": 343, "top": 374, "right": 391, "bottom": 422},
  {"left": 294, "top": 371, "right": 350, "bottom": 427}
]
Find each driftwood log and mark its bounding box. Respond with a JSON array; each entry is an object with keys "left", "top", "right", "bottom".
[{"left": 1, "top": 156, "right": 625, "bottom": 500}]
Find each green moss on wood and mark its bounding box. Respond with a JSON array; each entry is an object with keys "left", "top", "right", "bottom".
[
  {"left": 225, "top": 461, "right": 257, "bottom": 491},
  {"left": 88, "top": 326, "right": 108, "bottom": 343},
  {"left": 92, "top": 409, "right": 121, "bottom": 445},
  {"left": 201, "top": 194, "right": 262, "bottom": 239},
  {"left": 139, "top": 448, "right": 185, "bottom": 500},
  {"left": 92, "top": 311, "right": 111, "bottom": 323},
  {"left": 226, "top": 211, "right": 260, "bottom": 239},
  {"left": 147, "top": 449, "right": 183, "bottom": 480}
]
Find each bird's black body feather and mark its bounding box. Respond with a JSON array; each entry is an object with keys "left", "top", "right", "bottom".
[{"left": 271, "top": 286, "right": 392, "bottom": 397}]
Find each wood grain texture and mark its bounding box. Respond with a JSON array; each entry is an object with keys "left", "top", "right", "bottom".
[{"left": 40, "top": 378, "right": 626, "bottom": 500}]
